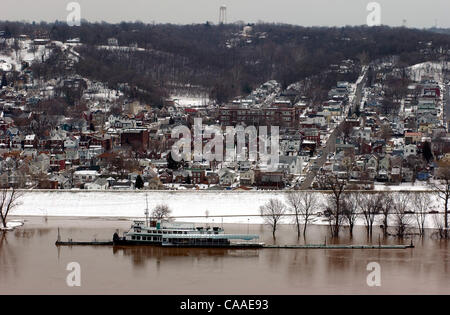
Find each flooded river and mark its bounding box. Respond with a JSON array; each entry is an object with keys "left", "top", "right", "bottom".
[{"left": 0, "top": 216, "right": 449, "bottom": 294}]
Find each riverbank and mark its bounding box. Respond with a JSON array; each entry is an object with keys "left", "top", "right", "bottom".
[{"left": 6, "top": 190, "right": 444, "bottom": 229}]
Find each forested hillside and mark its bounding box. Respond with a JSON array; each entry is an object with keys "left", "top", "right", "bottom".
[{"left": 2, "top": 21, "right": 450, "bottom": 106}]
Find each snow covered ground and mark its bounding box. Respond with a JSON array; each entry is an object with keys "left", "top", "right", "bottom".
[
  {"left": 97, "top": 45, "right": 145, "bottom": 52},
  {"left": 0, "top": 219, "right": 24, "bottom": 231},
  {"left": 373, "top": 182, "right": 432, "bottom": 191},
  {"left": 14, "top": 190, "right": 283, "bottom": 223},
  {"left": 0, "top": 39, "right": 51, "bottom": 71},
  {"left": 171, "top": 95, "right": 210, "bottom": 107},
  {"left": 9, "top": 190, "right": 446, "bottom": 229},
  {"left": 407, "top": 61, "right": 449, "bottom": 82}
]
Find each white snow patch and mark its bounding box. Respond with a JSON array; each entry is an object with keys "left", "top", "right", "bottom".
[
  {"left": 171, "top": 95, "right": 210, "bottom": 108},
  {"left": 6, "top": 220, "right": 24, "bottom": 228},
  {"left": 8, "top": 190, "right": 446, "bottom": 229}
]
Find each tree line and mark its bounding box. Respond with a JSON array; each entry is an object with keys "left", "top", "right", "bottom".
[{"left": 261, "top": 189, "right": 443, "bottom": 241}]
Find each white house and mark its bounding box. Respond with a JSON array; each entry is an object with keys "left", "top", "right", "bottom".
[
  {"left": 305, "top": 115, "right": 327, "bottom": 127},
  {"left": 278, "top": 156, "right": 303, "bottom": 175},
  {"left": 64, "top": 136, "right": 79, "bottom": 149},
  {"left": 352, "top": 127, "right": 372, "bottom": 142},
  {"left": 403, "top": 144, "right": 417, "bottom": 158},
  {"left": 218, "top": 168, "right": 236, "bottom": 186},
  {"left": 107, "top": 38, "right": 118, "bottom": 46},
  {"left": 85, "top": 178, "right": 109, "bottom": 190},
  {"left": 73, "top": 170, "right": 100, "bottom": 187}
]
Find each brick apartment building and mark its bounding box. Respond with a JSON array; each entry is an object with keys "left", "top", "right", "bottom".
[
  {"left": 120, "top": 128, "right": 149, "bottom": 151},
  {"left": 219, "top": 104, "right": 299, "bottom": 128}
]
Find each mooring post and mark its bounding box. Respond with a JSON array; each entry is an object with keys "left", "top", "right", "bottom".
[{"left": 57, "top": 227, "right": 61, "bottom": 242}]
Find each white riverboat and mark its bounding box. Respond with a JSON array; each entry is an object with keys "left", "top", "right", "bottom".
[{"left": 113, "top": 219, "right": 263, "bottom": 248}]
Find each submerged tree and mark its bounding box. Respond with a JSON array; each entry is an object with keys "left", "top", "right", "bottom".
[
  {"left": 379, "top": 192, "right": 393, "bottom": 237},
  {"left": 432, "top": 213, "right": 446, "bottom": 239},
  {"left": 360, "top": 192, "right": 385, "bottom": 238},
  {"left": 317, "top": 173, "right": 347, "bottom": 237},
  {"left": 342, "top": 192, "right": 360, "bottom": 238},
  {"left": 286, "top": 191, "right": 318, "bottom": 239},
  {"left": 392, "top": 192, "right": 412, "bottom": 238},
  {"left": 429, "top": 161, "right": 450, "bottom": 238},
  {"left": 260, "top": 198, "right": 287, "bottom": 239},
  {"left": 413, "top": 192, "right": 430, "bottom": 236},
  {"left": 0, "top": 188, "right": 24, "bottom": 230}
]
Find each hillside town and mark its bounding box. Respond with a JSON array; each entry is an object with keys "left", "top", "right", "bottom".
[{"left": 1, "top": 33, "right": 450, "bottom": 191}]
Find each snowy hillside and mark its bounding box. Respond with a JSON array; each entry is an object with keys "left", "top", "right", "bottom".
[{"left": 0, "top": 39, "right": 52, "bottom": 71}]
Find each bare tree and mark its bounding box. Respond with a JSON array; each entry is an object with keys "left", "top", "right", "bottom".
[
  {"left": 413, "top": 192, "right": 430, "bottom": 236},
  {"left": 286, "top": 191, "right": 318, "bottom": 239},
  {"left": 28, "top": 42, "right": 38, "bottom": 59},
  {"left": 359, "top": 192, "right": 384, "bottom": 238},
  {"left": 12, "top": 38, "right": 20, "bottom": 60},
  {"left": 392, "top": 192, "right": 413, "bottom": 238},
  {"left": 342, "top": 192, "right": 360, "bottom": 238},
  {"left": 260, "top": 198, "right": 287, "bottom": 239},
  {"left": 151, "top": 204, "right": 172, "bottom": 221},
  {"left": 430, "top": 162, "right": 450, "bottom": 238},
  {"left": 379, "top": 192, "right": 393, "bottom": 237},
  {"left": 432, "top": 213, "right": 446, "bottom": 239},
  {"left": 317, "top": 173, "right": 347, "bottom": 237},
  {"left": 379, "top": 123, "right": 393, "bottom": 142},
  {"left": 337, "top": 120, "right": 353, "bottom": 144},
  {"left": 0, "top": 188, "right": 24, "bottom": 229}
]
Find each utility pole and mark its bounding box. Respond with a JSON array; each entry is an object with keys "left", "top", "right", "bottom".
[{"left": 145, "top": 193, "right": 149, "bottom": 227}]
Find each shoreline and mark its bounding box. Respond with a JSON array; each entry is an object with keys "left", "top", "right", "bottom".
[
  {"left": 8, "top": 190, "right": 446, "bottom": 227},
  {"left": 8, "top": 185, "right": 437, "bottom": 193}
]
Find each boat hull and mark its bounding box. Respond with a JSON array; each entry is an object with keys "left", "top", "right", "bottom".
[{"left": 112, "top": 239, "right": 263, "bottom": 248}]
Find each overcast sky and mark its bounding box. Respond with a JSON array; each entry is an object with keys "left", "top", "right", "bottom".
[{"left": 1, "top": 0, "right": 449, "bottom": 28}]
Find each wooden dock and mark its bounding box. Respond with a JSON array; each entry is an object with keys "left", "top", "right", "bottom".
[
  {"left": 55, "top": 240, "right": 113, "bottom": 246},
  {"left": 54, "top": 228, "right": 413, "bottom": 249},
  {"left": 262, "top": 244, "right": 414, "bottom": 249},
  {"left": 55, "top": 240, "right": 413, "bottom": 249}
]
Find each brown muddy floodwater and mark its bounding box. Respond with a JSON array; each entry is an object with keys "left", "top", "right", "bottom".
[{"left": 0, "top": 216, "right": 449, "bottom": 294}]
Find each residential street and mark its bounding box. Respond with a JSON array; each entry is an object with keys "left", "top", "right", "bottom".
[{"left": 299, "top": 68, "right": 367, "bottom": 189}]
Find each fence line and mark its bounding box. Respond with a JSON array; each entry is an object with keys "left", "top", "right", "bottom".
[{"left": 10, "top": 188, "right": 440, "bottom": 194}]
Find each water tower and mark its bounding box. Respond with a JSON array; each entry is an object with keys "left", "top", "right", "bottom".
[{"left": 219, "top": 5, "right": 227, "bottom": 24}]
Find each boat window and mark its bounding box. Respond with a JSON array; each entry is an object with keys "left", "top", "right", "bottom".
[
  {"left": 131, "top": 236, "right": 136, "bottom": 240},
  {"left": 142, "top": 236, "right": 146, "bottom": 240},
  {"left": 136, "top": 236, "right": 141, "bottom": 240}
]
